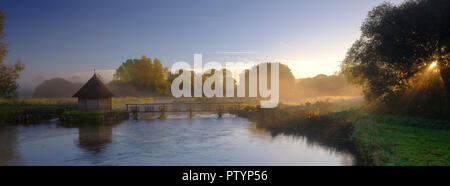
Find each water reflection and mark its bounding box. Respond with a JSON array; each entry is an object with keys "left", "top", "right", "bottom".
[
  {"left": 247, "top": 123, "right": 357, "bottom": 166},
  {"left": 77, "top": 124, "right": 115, "bottom": 153},
  {"left": 249, "top": 121, "right": 359, "bottom": 161},
  {"left": 0, "top": 115, "right": 358, "bottom": 166},
  {"left": 0, "top": 127, "right": 20, "bottom": 165},
  {"left": 58, "top": 122, "right": 119, "bottom": 153}
]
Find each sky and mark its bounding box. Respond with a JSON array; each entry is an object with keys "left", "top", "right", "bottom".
[{"left": 0, "top": 0, "right": 404, "bottom": 89}]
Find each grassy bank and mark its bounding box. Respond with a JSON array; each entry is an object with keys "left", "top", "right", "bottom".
[
  {"left": 0, "top": 99, "right": 76, "bottom": 125},
  {"left": 238, "top": 103, "right": 450, "bottom": 166},
  {"left": 60, "top": 110, "right": 129, "bottom": 124},
  {"left": 0, "top": 97, "right": 154, "bottom": 109},
  {"left": 350, "top": 113, "right": 450, "bottom": 166},
  {"left": 238, "top": 104, "right": 357, "bottom": 155},
  {"left": 0, "top": 97, "right": 153, "bottom": 124}
]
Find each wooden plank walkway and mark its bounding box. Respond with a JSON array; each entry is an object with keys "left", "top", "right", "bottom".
[{"left": 125, "top": 102, "right": 243, "bottom": 113}]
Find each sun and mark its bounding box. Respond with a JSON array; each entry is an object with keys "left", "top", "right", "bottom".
[{"left": 428, "top": 61, "right": 437, "bottom": 70}]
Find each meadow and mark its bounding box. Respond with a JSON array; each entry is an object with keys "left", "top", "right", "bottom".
[{"left": 351, "top": 113, "right": 450, "bottom": 166}]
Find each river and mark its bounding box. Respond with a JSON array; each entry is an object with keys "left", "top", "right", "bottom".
[{"left": 0, "top": 114, "right": 357, "bottom": 165}]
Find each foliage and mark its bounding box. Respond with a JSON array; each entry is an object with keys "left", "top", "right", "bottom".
[
  {"left": 112, "top": 56, "right": 170, "bottom": 96},
  {"left": 240, "top": 63, "right": 296, "bottom": 101},
  {"left": 341, "top": 0, "right": 450, "bottom": 116},
  {"left": 0, "top": 103, "right": 76, "bottom": 125},
  {"left": 0, "top": 11, "right": 25, "bottom": 98},
  {"left": 0, "top": 106, "right": 22, "bottom": 124}
]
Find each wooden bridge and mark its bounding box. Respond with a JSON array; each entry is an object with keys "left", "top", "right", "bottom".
[{"left": 126, "top": 102, "right": 243, "bottom": 116}]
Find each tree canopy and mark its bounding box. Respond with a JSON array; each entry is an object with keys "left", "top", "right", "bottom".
[
  {"left": 243, "top": 63, "right": 296, "bottom": 101},
  {"left": 341, "top": 0, "right": 449, "bottom": 115},
  {"left": 111, "top": 56, "right": 171, "bottom": 96},
  {"left": 0, "top": 11, "right": 25, "bottom": 98}
]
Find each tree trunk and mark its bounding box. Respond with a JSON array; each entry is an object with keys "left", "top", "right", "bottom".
[{"left": 439, "top": 63, "right": 450, "bottom": 101}]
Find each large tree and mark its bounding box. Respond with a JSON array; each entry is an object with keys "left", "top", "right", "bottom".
[
  {"left": 0, "top": 11, "right": 25, "bottom": 98},
  {"left": 342, "top": 0, "right": 449, "bottom": 104},
  {"left": 112, "top": 56, "right": 170, "bottom": 96},
  {"left": 241, "top": 63, "right": 296, "bottom": 101}
]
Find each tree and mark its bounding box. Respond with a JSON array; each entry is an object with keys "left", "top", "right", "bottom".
[
  {"left": 0, "top": 11, "right": 25, "bottom": 98},
  {"left": 168, "top": 68, "right": 237, "bottom": 97},
  {"left": 341, "top": 0, "right": 449, "bottom": 107},
  {"left": 32, "top": 78, "right": 83, "bottom": 98},
  {"left": 242, "top": 62, "right": 296, "bottom": 101},
  {"left": 112, "top": 56, "right": 170, "bottom": 96}
]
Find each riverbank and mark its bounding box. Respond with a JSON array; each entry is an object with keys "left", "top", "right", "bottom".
[
  {"left": 238, "top": 105, "right": 450, "bottom": 166},
  {"left": 0, "top": 102, "right": 76, "bottom": 125},
  {"left": 238, "top": 104, "right": 358, "bottom": 157},
  {"left": 60, "top": 110, "right": 129, "bottom": 124},
  {"left": 0, "top": 97, "right": 153, "bottom": 125}
]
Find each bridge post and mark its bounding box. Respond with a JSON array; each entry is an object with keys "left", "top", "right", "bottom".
[
  {"left": 217, "top": 105, "right": 223, "bottom": 118},
  {"left": 188, "top": 103, "right": 193, "bottom": 118}
]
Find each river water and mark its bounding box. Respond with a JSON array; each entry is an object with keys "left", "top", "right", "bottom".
[{"left": 0, "top": 114, "right": 357, "bottom": 165}]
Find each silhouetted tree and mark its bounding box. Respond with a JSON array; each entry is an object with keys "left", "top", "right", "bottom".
[
  {"left": 342, "top": 0, "right": 449, "bottom": 103},
  {"left": 0, "top": 11, "right": 25, "bottom": 98}
]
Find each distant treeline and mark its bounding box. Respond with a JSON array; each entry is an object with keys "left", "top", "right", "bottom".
[
  {"left": 32, "top": 56, "right": 361, "bottom": 102},
  {"left": 295, "top": 74, "right": 361, "bottom": 98},
  {"left": 33, "top": 78, "right": 83, "bottom": 98}
]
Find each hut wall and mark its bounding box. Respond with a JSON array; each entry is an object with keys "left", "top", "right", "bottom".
[{"left": 78, "top": 98, "right": 112, "bottom": 112}]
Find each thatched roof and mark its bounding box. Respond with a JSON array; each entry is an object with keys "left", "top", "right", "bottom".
[{"left": 72, "top": 74, "right": 114, "bottom": 98}]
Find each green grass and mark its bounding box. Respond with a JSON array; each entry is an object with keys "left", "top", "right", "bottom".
[
  {"left": 379, "top": 123, "right": 450, "bottom": 165},
  {"left": 60, "top": 110, "right": 128, "bottom": 124},
  {"left": 351, "top": 113, "right": 450, "bottom": 166}
]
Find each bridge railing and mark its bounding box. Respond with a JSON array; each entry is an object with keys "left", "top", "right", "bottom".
[{"left": 125, "top": 102, "right": 242, "bottom": 113}]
